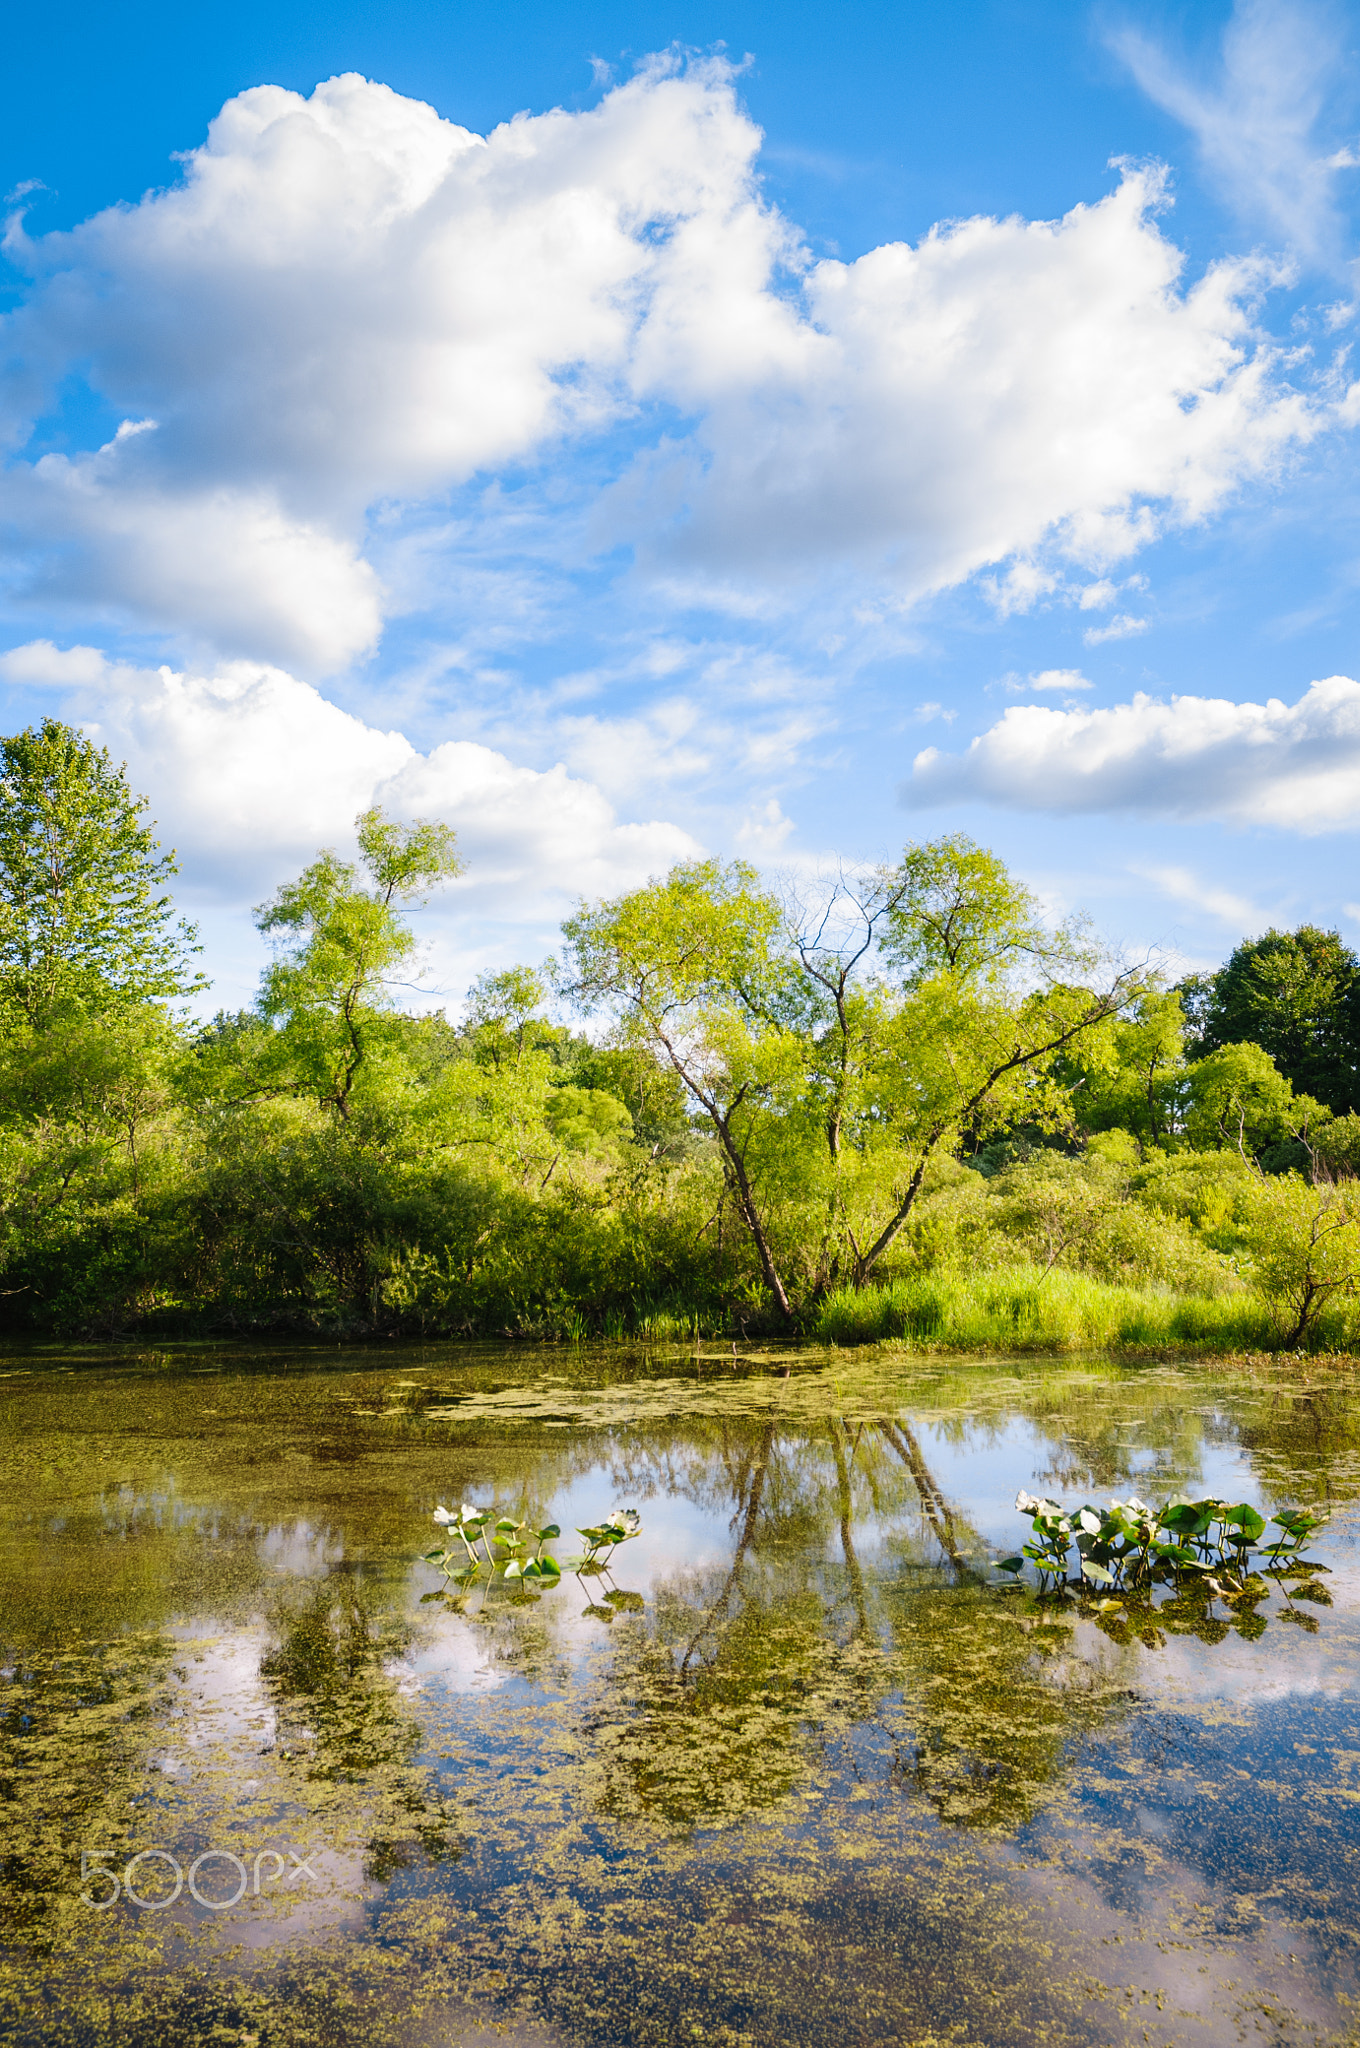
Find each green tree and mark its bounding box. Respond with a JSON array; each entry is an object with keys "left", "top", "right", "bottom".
[
  {"left": 0, "top": 718, "right": 202, "bottom": 1024},
  {"left": 1067, "top": 988, "right": 1187, "bottom": 1152},
  {"left": 1242, "top": 1175, "right": 1360, "bottom": 1347},
  {"left": 787, "top": 838, "right": 1142, "bottom": 1292},
  {"left": 562, "top": 858, "right": 804, "bottom": 1318},
  {"left": 1184, "top": 926, "right": 1360, "bottom": 1113},
  {"left": 251, "top": 807, "right": 462, "bottom": 1122},
  {"left": 0, "top": 1003, "right": 188, "bottom": 1328},
  {"left": 1182, "top": 1041, "right": 1300, "bottom": 1158},
  {"left": 463, "top": 967, "right": 556, "bottom": 1065},
  {"left": 876, "top": 831, "right": 1055, "bottom": 985},
  {"left": 562, "top": 840, "right": 1144, "bottom": 1321}
]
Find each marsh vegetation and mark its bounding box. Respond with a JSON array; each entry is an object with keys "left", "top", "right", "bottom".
[{"left": 2, "top": 717, "right": 1360, "bottom": 1347}]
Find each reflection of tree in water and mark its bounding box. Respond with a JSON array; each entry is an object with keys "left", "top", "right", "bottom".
[
  {"left": 1233, "top": 1369, "right": 1360, "bottom": 1505},
  {"left": 862, "top": 1361, "right": 1355, "bottom": 1604},
  {"left": 588, "top": 1416, "right": 836, "bottom": 1827},
  {"left": 1031, "top": 1392, "right": 1208, "bottom": 1497},
  {"left": 586, "top": 1410, "right": 1140, "bottom": 1835},
  {"left": 908, "top": 1366, "right": 1219, "bottom": 1505},
  {"left": 260, "top": 1573, "right": 457, "bottom": 1881},
  {"left": 885, "top": 1589, "right": 1128, "bottom": 1828},
  {"left": 473, "top": 1600, "right": 577, "bottom": 1691}
]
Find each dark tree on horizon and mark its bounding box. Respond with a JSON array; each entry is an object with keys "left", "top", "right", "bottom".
[{"left": 1180, "top": 926, "right": 1360, "bottom": 1115}]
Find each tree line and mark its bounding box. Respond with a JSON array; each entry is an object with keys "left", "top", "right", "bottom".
[{"left": 0, "top": 716, "right": 1357, "bottom": 1344}]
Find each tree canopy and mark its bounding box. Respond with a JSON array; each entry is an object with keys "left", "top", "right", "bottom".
[
  {"left": 561, "top": 839, "right": 1145, "bottom": 1321},
  {"left": 0, "top": 718, "right": 202, "bottom": 1024},
  {"left": 250, "top": 805, "right": 463, "bottom": 1121},
  {"left": 1182, "top": 926, "right": 1360, "bottom": 1113}
]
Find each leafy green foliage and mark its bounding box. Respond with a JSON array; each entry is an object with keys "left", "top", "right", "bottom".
[
  {"left": 0, "top": 718, "right": 201, "bottom": 1024},
  {"left": 423, "top": 1498, "right": 638, "bottom": 1597},
  {"left": 876, "top": 831, "right": 1058, "bottom": 986},
  {"left": 1, "top": 740, "right": 1358, "bottom": 1351},
  {"left": 562, "top": 839, "right": 1145, "bottom": 1324},
  {"left": 1182, "top": 1040, "right": 1307, "bottom": 1155},
  {"left": 1000, "top": 1487, "right": 1327, "bottom": 1598},
  {"left": 1065, "top": 989, "right": 1186, "bottom": 1149},
  {"left": 1183, "top": 926, "right": 1360, "bottom": 1113},
  {"left": 251, "top": 804, "right": 462, "bottom": 1122},
  {"left": 1240, "top": 1175, "right": 1360, "bottom": 1346}
]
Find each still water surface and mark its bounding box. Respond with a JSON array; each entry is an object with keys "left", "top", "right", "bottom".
[{"left": 4, "top": 1343, "right": 1360, "bottom": 2046}]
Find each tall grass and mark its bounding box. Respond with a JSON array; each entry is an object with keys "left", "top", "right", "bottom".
[{"left": 812, "top": 1264, "right": 1292, "bottom": 1353}]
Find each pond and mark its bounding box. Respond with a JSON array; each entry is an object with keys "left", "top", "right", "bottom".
[{"left": 4, "top": 1342, "right": 1360, "bottom": 2047}]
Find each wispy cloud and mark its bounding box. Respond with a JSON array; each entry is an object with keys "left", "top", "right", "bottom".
[
  {"left": 1109, "top": 0, "right": 1360, "bottom": 269},
  {"left": 1083, "top": 612, "right": 1149, "bottom": 645},
  {"left": 1130, "top": 861, "right": 1261, "bottom": 926},
  {"left": 991, "top": 668, "right": 1094, "bottom": 703}
]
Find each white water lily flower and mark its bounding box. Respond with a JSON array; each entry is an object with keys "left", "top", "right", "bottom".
[
  {"left": 432, "top": 1505, "right": 455, "bottom": 1526},
  {"left": 611, "top": 1507, "right": 642, "bottom": 1536},
  {"left": 1015, "top": 1490, "right": 1040, "bottom": 1514}
]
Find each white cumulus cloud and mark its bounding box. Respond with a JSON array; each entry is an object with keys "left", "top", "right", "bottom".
[
  {"left": 614, "top": 165, "right": 1316, "bottom": 606},
  {"left": 2, "top": 62, "right": 795, "bottom": 669},
  {"left": 4, "top": 434, "right": 383, "bottom": 672},
  {"left": 0, "top": 62, "right": 1328, "bottom": 668},
  {"left": 0, "top": 642, "right": 701, "bottom": 919},
  {"left": 905, "top": 674, "right": 1360, "bottom": 830}
]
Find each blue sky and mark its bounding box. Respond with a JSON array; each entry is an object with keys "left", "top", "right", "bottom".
[{"left": 3, "top": 0, "right": 1360, "bottom": 1009}]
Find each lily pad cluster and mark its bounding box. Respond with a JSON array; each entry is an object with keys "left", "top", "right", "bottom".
[
  {"left": 995, "top": 1490, "right": 1327, "bottom": 1595},
  {"left": 425, "top": 1501, "right": 641, "bottom": 1589}
]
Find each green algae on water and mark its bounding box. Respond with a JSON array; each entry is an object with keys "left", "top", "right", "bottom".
[{"left": 5, "top": 1343, "right": 1360, "bottom": 2045}]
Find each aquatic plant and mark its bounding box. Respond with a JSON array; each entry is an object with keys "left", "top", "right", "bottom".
[
  {"left": 566, "top": 1507, "right": 642, "bottom": 1573},
  {"left": 995, "top": 1490, "right": 1327, "bottom": 1595},
  {"left": 424, "top": 1501, "right": 640, "bottom": 1589}
]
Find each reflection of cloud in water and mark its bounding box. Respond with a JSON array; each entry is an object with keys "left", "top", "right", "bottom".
[
  {"left": 212, "top": 1844, "right": 373, "bottom": 1956},
  {"left": 915, "top": 1414, "right": 1255, "bottom": 1552},
  {"left": 1001, "top": 1835, "right": 1346, "bottom": 2042},
  {"left": 128, "top": 1621, "right": 377, "bottom": 1949},
  {"left": 404, "top": 1462, "right": 731, "bottom": 1696},
  {"left": 892, "top": 1412, "right": 1360, "bottom": 1706},
  {"left": 257, "top": 1518, "right": 345, "bottom": 1576},
  {"left": 401, "top": 1612, "right": 511, "bottom": 1695},
  {"left": 164, "top": 1620, "right": 277, "bottom": 1755},
  {"left": 1092, "top": 1597, "right": 1360, "bottom": 1706},
  {"left": 19, "top": 1348, "right": 1360, "bottom": 2045}
]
